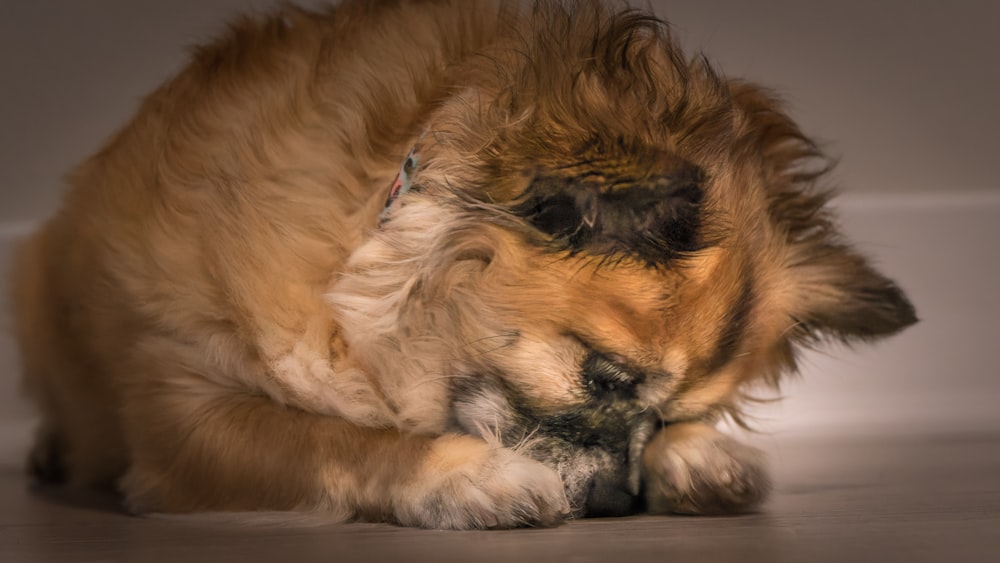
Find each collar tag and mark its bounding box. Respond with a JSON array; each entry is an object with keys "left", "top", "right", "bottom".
[{"left": 379, "top": 145, "right": 421, "bottom": 224}]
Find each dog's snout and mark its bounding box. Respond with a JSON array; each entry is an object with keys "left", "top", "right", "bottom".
[
  {"left": 584, "top": 412, "right": 656, "bottom": 516},
  {"left": 585, "top": 472, "right": 638, "bottom": 517}
]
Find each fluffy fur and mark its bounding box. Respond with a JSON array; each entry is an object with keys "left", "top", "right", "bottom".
[{"left": 9, "top": 0, "right": 916, "bottom": 529}]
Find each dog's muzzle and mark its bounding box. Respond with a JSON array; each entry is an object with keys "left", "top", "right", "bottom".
[
  {"left": 562, "top": 411, "right": 658, "bottom": 517},
  {"left": 450, "top": 376, "right": 658, "bottom": 517}
]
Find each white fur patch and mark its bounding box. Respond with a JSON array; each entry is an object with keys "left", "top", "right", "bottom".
[
  {"left": 326, "top": 198, "right": 470, "bottom": 433},
  {"left": 270, "top": 342, "right": 391, "bottom": 426},
  {"left": 451, "top": 382, "right": 517, "bottom": 442}
]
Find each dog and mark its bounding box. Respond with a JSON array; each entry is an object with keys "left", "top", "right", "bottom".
[{"left": 9, "top": 0, "right": 916, "bottom": 529}]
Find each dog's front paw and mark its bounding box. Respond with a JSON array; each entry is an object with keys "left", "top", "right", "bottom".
[
  {"left": 642, "top": 423, "right": 770, "bottom": 515},
  {"left": 393, "top": 435, "right": 570, "bottom": 529}
]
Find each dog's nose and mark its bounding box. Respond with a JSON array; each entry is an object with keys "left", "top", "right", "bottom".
[
  {"left": 584, "top": 410, "right": 657, "bottom": 516},
  {"left": 585, "top": 472, "right": 638, "bottom": 517}
]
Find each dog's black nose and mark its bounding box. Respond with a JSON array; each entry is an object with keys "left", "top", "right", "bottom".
[{"left": 585, "top": 473, "right": 638, "bottom": 517}]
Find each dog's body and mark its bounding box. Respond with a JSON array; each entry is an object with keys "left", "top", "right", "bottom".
[{"left": 10, "top": 0, "right": 915, "bottom": 528}]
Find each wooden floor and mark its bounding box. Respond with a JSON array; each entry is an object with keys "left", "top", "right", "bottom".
[{"left": 0, "top": 423, "right": 998, "bottom": 563}]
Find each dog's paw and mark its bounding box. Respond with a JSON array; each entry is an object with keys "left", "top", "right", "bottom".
[
  {"left": 393, "top": 435, "right": 570, "bottom": 529},
  {"left": 642, "top": 423, "right": 770, "bottom": 515}
]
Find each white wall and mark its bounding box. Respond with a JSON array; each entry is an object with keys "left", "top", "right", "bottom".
[{"left": 2, "top": 1, "right": 998, "bottom": 435}]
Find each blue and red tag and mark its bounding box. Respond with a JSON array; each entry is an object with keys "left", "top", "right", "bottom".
[{"left": 380, "top": 145, "right": 421, "bottom": 224}]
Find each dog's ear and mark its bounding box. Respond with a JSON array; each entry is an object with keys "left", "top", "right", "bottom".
[
  {"left": 726, "top": 80, "right": 918, "bottom": 342},
  {"left": 789, "top": 242, "right": 917, "bottom": 343},
  {"left": 511, "top": 161, "right": 706, "bottom": 265}
]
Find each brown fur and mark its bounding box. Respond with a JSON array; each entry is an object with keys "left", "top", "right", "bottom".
[{"left": 9, "top": 0, "right": 915, "bottom": 528}]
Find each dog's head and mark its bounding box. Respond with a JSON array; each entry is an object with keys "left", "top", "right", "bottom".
[{"left": 329, "top": 2, "right": 916, "bottom": 516}]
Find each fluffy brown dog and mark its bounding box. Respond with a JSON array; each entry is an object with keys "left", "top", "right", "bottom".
[{"left": 10, "top": 0, "right": 916, "bottom": 529}]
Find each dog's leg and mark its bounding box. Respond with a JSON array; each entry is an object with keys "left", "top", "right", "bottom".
[
  {"left": 641, "top": 422, "right": 770, "bottom": 515},
  {"left": 118, "top": 367, "right": 569, "bottom": 529}
]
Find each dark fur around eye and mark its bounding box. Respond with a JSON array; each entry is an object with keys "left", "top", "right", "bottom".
[
  {"left": 582, "top": 352, "right": 640, "bottom": 400},
  {"left": 510, "top": 163, "right": 706, "bottom": 265}
]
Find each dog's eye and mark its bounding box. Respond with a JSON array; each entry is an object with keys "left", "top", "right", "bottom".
[{"left": 581, "top": 352, "right": 639, "bottom": 399}]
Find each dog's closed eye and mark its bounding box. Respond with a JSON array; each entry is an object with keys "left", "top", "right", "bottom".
[
  {"left": 511, "top": 158, "right": 706, "bottom": 265},
  {"left": 581, "top": 351, "right": 641, "bottom": 400}
]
